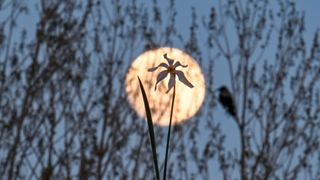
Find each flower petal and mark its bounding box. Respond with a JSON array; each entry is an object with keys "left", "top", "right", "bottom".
[
  {"left": 166, "top": 73, "right": 176, "bottom": 93},
  {"left": 148, "top": 63, "right": 168, "bottom": 72},
  {"left": 175, "top": 70, "right": 194, "bottom": 88},
  {"left": 163, "top": 53, "right": 174, "bottom": 65},
  {"left": 154, "top": 70, "right": 168, "bottom": 91},
  {"left": 173, "top": 61, "right": 188, "bottom": 68}
]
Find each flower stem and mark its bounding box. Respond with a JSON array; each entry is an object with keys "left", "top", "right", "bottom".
[{"left": 163, "top": 84, "right": 175, "bottom": 180}]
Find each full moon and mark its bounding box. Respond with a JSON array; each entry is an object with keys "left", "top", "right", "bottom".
[{"left": 125, "top": 47, "right": 205, "bottom": 126}]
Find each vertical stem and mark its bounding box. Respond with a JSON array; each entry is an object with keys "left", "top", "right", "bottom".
[{"left": 163, "top": 84, "right": 176, "bottom": 180}]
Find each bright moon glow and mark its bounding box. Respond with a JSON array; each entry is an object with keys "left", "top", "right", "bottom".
[{"left": 125, "top": 47, "right": 205, "bottom": 126}]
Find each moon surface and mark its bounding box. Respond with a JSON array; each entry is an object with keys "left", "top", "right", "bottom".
[{"left": 125, "top": 47, "right": 205, "bottom": 126}]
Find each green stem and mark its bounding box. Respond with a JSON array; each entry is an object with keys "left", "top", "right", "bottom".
[{"left": 163, "top": 84, "right": 176, "bottom": 180}]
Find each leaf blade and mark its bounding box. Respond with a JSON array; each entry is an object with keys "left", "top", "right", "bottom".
[{"left": 137, "top": 76, "right": 160, "bottom": 180}]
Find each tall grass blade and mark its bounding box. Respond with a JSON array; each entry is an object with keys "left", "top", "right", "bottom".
[{"left": 137, "top": 76, "right": 160, "bottom": 180}]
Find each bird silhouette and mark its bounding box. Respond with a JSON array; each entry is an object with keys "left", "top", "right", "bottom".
[{"left": 218, "top": 86, "right": 237, "bottom": 118}]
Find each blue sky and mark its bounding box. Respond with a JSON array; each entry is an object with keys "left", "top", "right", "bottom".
[
  {"left": 2, "top": 0, "right": 319, "bottom": 178},
  {"left": 169, "top": 1, "right": 320, "bottom": 178}
]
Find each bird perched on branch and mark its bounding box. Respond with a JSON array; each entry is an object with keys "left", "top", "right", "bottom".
[{"left": 218, "top": 86, "right": 237, "bottom": 118}]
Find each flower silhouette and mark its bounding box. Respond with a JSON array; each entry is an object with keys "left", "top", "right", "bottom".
[{"left": 148, "top": 53, "right": 194, "bottom": 93}]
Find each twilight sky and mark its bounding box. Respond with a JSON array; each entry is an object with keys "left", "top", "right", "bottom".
[{"left": 2, "top": 0, "right": 319, "bottom": 178}]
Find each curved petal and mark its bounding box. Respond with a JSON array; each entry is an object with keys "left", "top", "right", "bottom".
[
  {"left": 154, "top": 70, "right": 168, "bottom": 91},
  {"left": 163, "top": 53, "right": 174, "bottom": 65},
  {"left": 173, "top": 61, "right": 188, "bottom": 68},
  {"left": 175, "top": 70, "right": 194, "bottom": 88},
  {"left": 166, "top": 73, "right": 176, "bottom": 93},
  {"left": 148, "top": 63, "right": 168, "bottom": 72}
]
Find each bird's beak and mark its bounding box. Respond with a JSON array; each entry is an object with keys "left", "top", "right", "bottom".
[{"left": 213, "top": 88, "right": 220, "bottom": 93}]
